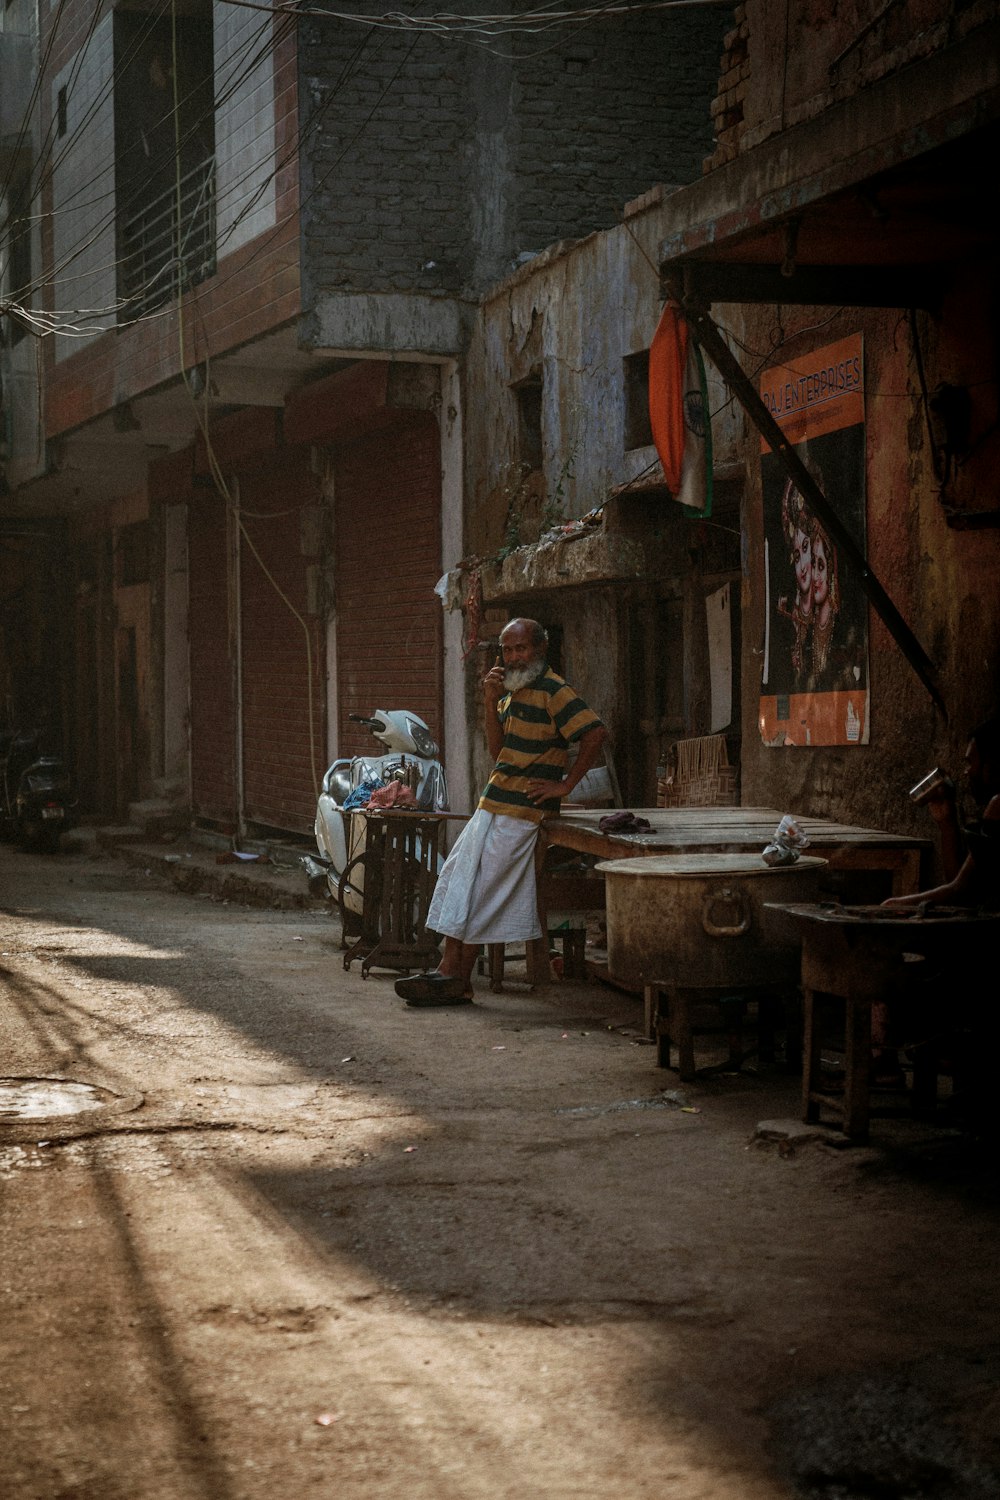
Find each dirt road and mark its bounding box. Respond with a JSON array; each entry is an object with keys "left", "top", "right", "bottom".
[{"left": 2, "top": 839, "right": 999, "bottom": 1499}]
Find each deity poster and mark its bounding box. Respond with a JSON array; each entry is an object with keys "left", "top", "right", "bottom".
[{"left": 758, "top": 333, "right": 870, "bottom": 747}]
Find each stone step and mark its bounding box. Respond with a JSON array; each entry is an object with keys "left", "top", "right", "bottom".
[
  {"left": 95, "top": 825, "right": 149, "bottom": 850},
  {"left": 127, "top": 799, "right": 190, "bottom": 836}
]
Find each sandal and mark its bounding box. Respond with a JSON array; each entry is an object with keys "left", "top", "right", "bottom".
[{"left": 395, "top": 971, "right": 474, "bottom": 1006}]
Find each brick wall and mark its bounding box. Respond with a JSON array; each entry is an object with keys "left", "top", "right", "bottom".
[
  {"left": 183, "top": 421, "right": 326, "bottom": 835},
  {"left": 513, "top": 11, "right": 726, "bottom": 253},
  {"left": 705, "top": 5, "right": 749, "bottom": 171},
  {"left": 44, "top": 218, "right": 300, "bottom": 437},
  {"left": 711, "top": 1, "right": 996, "bottom": 164},
  {"left": 298, "top": 18, "right": 471, "bottom": 302},
  {"left": 299, "top": 3, "right": 725, "bottom": 303}
]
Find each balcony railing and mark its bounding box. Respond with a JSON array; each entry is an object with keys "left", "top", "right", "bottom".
[{"left": 118, "top": 156, "right": 216, "bottom": 321}]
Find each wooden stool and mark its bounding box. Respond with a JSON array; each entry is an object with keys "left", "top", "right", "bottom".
[
  {"left": 801, "top": 981, "right": 945, "bottom": 1139},
  {"left": 479, "top": 927, "right": 587, "bottom": 992},
  {"left": 645, "top": 981, "right": 788, "bottom": 1080},
  {"left": 799, "top": 924, "right": 924, "bottom": 1141}
]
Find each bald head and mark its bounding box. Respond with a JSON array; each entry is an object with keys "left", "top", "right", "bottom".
[{"left": 501, "top": 618, "right": 548, "bottom": 652}]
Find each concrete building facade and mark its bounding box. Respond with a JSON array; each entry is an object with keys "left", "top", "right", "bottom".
[
  {"left": 1, "top": 0, "right": 725, "bottom": 836},
  {"left": 657, "top": 0, "right": 1000, "bottom": 845},
  {"left": 448, "top": 0, "right": 999, "bottom": 867}
]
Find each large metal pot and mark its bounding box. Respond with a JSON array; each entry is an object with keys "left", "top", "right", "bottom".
[{"left": 595, "top": 853, "right": 828, "bottom": 989}]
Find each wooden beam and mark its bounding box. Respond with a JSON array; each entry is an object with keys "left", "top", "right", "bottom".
[{"left": 668, "top": 282, "right": 948, "bottom": 721}]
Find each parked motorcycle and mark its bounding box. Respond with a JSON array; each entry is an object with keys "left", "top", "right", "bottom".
[
  {"left": 0, "top": 729, "right": 75, "bottom": 852},
  {"left": 306, "top": 710, "right": 448, "bottom": 929}
]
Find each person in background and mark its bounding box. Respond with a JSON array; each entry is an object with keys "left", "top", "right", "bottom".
[
  {"left": 874, "top": 716, "right": 1000, "bottom": 1108},
  {"left": 884, "top": 716, "right": 1000, "bottom": 912}
]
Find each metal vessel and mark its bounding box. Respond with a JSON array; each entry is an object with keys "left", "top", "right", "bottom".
[{"left": 596, "top": 852, "right": 828, "bottom": 988}]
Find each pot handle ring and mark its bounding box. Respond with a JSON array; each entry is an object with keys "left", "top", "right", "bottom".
[{"left": 702, "top": 886, "right": 751, "bottom": 938}]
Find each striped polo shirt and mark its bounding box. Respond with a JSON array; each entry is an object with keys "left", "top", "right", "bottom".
[{"left": 479, "top": 665, "right": 604, "bottom": 823}]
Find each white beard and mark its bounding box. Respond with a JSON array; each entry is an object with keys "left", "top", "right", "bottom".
[{"left": 504, "top": 661, "right": 542, "bottom": 692}]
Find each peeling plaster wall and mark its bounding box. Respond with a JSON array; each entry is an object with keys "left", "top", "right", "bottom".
[
  {"left": 737, "top": 275, "right": 1000, "bottom": 857},
  {"left": 712, "top": 1, "right": 1000, "bottom": 862},
  {"left": 739, "top": 0, "right": 994, "bottom": 151},
  {"left": 462, "top": 195, "right": 747, "bottom": 803},
  {"left": 465, "top": 201, "right": 744, "bottom": 561}
]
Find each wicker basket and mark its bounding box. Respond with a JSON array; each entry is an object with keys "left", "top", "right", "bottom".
[{"left": 656, "top": 734, "right": 738, "bottom": 809}]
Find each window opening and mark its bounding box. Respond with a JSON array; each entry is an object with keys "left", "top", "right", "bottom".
[
  {"left": 624, "top": 349, "right": 653, "bottom": 451},
  {"left": 514, "top": 371, "right": 543, "bottom": 472},
  {"left": 114, "top": 6, "right": 216, "bottom": 322}
]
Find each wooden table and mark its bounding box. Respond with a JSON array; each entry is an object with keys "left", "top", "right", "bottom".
[
  {"left": 527, "top": 806, "right": 930, "bottom": 985},
  {"left": 768, "top": 902, "right": 1000, "bottom": 1141},
  {"left": 341, "top": 811, "right": 462, "bottom": 978},
  {"left": 541, "top": 805, "right": 927, "bottom": 892}
]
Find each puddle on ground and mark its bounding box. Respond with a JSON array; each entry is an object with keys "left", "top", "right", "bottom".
[{"left": 0, "top": 1077, "right": 119, "bottom": 1121}]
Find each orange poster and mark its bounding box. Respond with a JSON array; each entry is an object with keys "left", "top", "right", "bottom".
[{"left": 758, "top": 335, "right": 870, "bottom": 747}]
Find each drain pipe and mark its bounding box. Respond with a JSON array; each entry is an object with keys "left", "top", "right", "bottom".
[{"left": 669, "top": 281, "right": 948, "bottom": 722}]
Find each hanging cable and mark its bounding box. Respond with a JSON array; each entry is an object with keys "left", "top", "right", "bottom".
[{"left": 170, "top": 0, "right": 322, "bottom": 799}]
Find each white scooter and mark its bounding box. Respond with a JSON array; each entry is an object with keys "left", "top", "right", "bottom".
[{"left": 306, "top": 711, "right": 448, "bottom": 927}]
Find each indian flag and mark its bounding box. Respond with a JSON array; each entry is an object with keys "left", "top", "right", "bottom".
[{"left": 648, "top": 300, "right": 713, "bottom": 515}]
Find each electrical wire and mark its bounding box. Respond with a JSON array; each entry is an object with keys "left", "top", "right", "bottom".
[
  {"left": 221, "top": 0, "right": 734, "bottom": 31},
  {"left": 1, "top": 0, "right": 378, "bottom": 329},
  {"left": 4, "top": 0, "right": 728, "bottom": 342},
  {"left": 1, "top": 4, "right": 293, "bottom": 310},
  {"left": 278, "top": 0, "right": 719, "bottom": 64},
  {"left": 3, "top": 1, "right": 318, "bottom": 281},
  {"left": 4, "top": 0, "right": 720, "bottom": 301},
  {"left": 2, "top": 0, "right": 179, "bottom": 302},
  {"left": 0, "top": 0, "right": 71, "bottom": 209}
]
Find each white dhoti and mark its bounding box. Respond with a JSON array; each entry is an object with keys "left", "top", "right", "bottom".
[{"left": 427, "top": 808, "right": 542, "bottom": 944}]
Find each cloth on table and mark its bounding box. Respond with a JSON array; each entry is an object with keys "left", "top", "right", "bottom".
[
  {"left": 598, "top": 810, "right": 651, "bottom": 833},
  {"left": 427, "top": 807, "right": 542, "bottom": 945},
  {"left": 366, "top": 781, "right": 418, "bottom": 810}
]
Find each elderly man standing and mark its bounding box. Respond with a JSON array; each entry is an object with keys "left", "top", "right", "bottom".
[{"left": 396, "top": 618, "right": 608, "bottom": 1007}]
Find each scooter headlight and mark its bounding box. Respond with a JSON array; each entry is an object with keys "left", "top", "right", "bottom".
[{"left": 407, "top": 720, "right": 438, "bottom": 758}]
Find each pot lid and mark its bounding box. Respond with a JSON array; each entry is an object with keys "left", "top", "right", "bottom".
[{"left": 594, "top": 853, "right": 829, "bottom": 878}]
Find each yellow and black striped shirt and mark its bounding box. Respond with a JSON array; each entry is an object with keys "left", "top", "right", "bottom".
[{"left": 479, "top": 666, "right": 603, "bottom": 823}]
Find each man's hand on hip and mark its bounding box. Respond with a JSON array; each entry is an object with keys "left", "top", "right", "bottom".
[{"left": 527, "top": 779, "right": 568, "bottom": 806}]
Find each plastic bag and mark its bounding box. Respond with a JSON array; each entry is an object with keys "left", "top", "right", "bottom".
[{"left": 762, "top": 814, "right": 810, "bottom": 867}]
